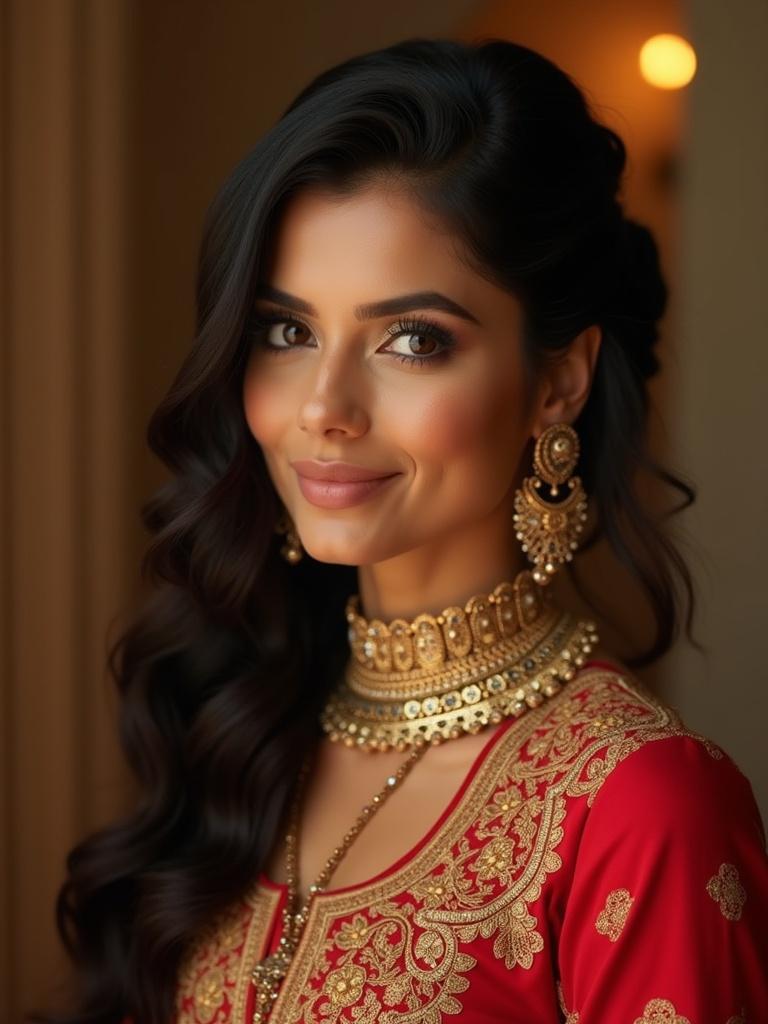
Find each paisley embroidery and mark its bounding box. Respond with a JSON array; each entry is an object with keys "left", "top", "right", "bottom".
[
  {"left": 706, "top": 863, "right": 746, "bottom": 921},
  {"left": 595, "top": 887, "right": 634, "bottom": 942},
  {"left": 633, "top": 998, "right": 691, "bottom": 1023}
]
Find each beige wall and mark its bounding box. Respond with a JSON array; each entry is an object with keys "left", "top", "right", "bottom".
[
  {"left": 2, "top": 0, "right": 765, "bottom": 1018},
  {"left": 666, "top": 0, "right": 768, "bottom": 818},
  {"left": 2, "top": 1, "right": 134, "bottom": 1018}
]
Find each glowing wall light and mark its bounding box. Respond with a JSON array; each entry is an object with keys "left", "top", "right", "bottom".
[{"left": 639, "top": 33, "right": 697, "bottom": 89}]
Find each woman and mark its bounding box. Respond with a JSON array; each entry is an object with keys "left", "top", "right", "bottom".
[{"left": 32, "top": 36, "right": 767, "bottom": 1024}]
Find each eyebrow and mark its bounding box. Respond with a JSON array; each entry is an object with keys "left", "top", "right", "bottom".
[{"left": 253, "top": 284, "right": 481, "bottom": 326}]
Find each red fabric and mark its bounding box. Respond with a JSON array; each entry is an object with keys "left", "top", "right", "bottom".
[{"left": 163, "top": 660, "right": 768, "bottom": 1023}]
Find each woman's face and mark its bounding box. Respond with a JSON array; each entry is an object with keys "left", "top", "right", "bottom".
[{"left": 242, "top": 184, "right": 540, "bottom": 568}]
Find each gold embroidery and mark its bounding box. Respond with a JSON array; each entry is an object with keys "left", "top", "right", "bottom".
[
  {"left": 706, "top": 863, "right": 746, "bottom": 921},
  {"left": 257, "top": 668, "right": 713, "bottom": 1023},
  {"left": 323, "top": 964, "right": 367, "bottom": 1008},
  {"left": 633, "top": 998, "right": 691, "bottom": 1023},
  {"left": 595, "top": 887, "right": 634, "bottom": 941},
  {"left": 474, "top": 835, "right": 515, "bottom": 880},
  {"left": 175, "top": 885, "right": 281, "bottom": 1023},
  {"left": 335, "top": 914, "right": 372, "bottom": 950},
  {"left": 556, "top": 979, "right": 580, "bottom": 1022}
]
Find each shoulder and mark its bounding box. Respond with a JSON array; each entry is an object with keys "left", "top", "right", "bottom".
[
  {"left": 552, "top": 669, "right": 768, "bottom": 1020},
  {"left": 481, "top": 660, "right": 766, "bottom": 855},
  {"left": 552, "top": 663, "right": 766, "bottom": 851}
]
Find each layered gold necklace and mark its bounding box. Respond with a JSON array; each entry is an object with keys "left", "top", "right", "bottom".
[
  {"left": 320, "top": 568, "right": 598, "bottom": 752},
  {"left": 251, "top": 568, "right": 598, "bottom": 1020}
]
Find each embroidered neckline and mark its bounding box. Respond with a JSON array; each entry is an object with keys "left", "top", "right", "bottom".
[
  {"left": 252, "top": 657, "right": 624, "bottom": 907},
  {"left": 256, "top": 704, "right": 520, "bottom": 903}
]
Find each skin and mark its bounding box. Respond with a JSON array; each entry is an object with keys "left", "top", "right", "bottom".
[
  {"left": 244, "top": 184, "right": 603, "bottom": 617},
  {"left": 242, "top": 183, "right": 615, "bottom": 894}
]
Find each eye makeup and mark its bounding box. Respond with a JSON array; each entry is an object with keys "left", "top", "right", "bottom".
[{"left": 249, "top": 306, "right": 458, "bottom": 367}]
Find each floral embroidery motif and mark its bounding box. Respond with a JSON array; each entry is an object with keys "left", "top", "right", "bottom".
[
  {"left": 474, "top": 835, "right": 515, "bottom": 880},
  {"left": 633, "top": 998, "right": 691, "bottom": 1023},
  {"left": 335, "top": 914, "right": 372, "bottom": 949},
  {"left": 556, "top": 979, "right": 580, "bottom": 1022},
  {"left": 595, "top": 887, "right": 634, "bottom": 942},
  {"left": 706, "top": 863, "right": 746, "bottom": 921},
  {"left": 323, "top": 964, "right": 367, "bottom": 1008}
]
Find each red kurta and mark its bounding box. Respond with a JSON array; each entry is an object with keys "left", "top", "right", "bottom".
[{"left": 171, "top": 661, "right": 768, "bottom": 1023}]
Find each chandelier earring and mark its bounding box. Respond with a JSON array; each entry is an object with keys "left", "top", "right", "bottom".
[
  {"left": 513, "top": 422, "right": 588, "bottom": 586},
  {"left": 275, "top": 508, "right": 304, "bottom": 565}
]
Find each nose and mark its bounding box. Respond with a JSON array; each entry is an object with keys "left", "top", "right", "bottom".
[{"left": 297, "top": 345, "right": 370, "bottom": 439}]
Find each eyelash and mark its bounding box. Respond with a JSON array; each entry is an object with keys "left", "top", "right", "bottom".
[{"left": 249, "top": 307, "right": 456, "bottom": 367}]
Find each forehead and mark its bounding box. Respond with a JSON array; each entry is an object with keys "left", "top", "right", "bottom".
[
  {"left": 266, "top": 185, "right": 463, "bottom": 281},
  {"left": 261, "top": 185, "right": 521, "bottom": 332},
  {"left": 264, "top": 185, "right": 481, "bottom": 299}
]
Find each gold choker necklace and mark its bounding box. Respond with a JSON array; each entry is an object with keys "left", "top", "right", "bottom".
[{"left": 320, "top": 569, "right": 598, "bottom": 751}]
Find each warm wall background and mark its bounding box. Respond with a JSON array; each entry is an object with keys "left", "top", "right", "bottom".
[{"left": 2, "top": 0, "right": 766, "bottom": 1020}]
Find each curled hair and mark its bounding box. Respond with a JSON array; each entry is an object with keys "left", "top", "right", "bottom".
[{"left": 30, "top": 36, "right": 700, "bottom": 1024}]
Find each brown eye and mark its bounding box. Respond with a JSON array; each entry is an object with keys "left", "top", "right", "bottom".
[
  {"left": 276, "top": 322, "right": 310, "bottom": 347},
  {"left": 382, "top": 315, "right": 456, "bottom": 366},
  {"left": 404, "top": 333, "right": 438, "bottom": 356},
  {"left": 251, "top": 311, "right": 315, "bottom": 352}
]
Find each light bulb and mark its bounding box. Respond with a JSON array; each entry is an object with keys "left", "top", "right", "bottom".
[{"left": 639, "top": 33, "right": 697, "bottom": 89}]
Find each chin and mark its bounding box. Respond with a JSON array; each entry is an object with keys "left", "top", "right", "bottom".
[{"left": 301, "top": 536, "right": 393, "bottom": 568}]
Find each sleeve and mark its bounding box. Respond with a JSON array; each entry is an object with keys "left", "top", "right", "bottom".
[{"left": 556, "top": 732, "right": 768, "bottom": 1023}]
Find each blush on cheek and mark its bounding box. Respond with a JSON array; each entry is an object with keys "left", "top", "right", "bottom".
[{"left": 410, "top": 390, "right": 500, "bottom": 460}]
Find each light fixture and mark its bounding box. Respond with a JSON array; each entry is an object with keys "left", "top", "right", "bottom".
[{"left": 639, "top": 33, "right": 697, "bottom": 89}]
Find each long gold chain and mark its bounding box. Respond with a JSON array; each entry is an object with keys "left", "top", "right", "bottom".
[{"left": 250, "top": 738, "right": 430, "bottom": 1022}]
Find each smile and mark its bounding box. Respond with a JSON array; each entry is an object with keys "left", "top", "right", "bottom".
[{"left": 294, "top": 472, "right": 401, "bottom": 509}]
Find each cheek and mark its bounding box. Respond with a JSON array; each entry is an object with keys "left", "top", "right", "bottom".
[
  {"left": 242, "top": 361, "right": 284, "bottom": 447},
  {"left": 396, "top": 374, "right": 528, "bottom": 468}
]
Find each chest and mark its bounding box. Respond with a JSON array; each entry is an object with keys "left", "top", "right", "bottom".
[{"left": 264, "top": 729, "right": 503, "bottom": 895}]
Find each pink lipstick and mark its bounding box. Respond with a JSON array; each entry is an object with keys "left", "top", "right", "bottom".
[{"left": 290, "top": 460, "right": 401, "bottom": 510}]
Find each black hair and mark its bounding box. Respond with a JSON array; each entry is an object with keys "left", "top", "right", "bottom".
[{"left": 29, "top": 36, "right": 700, "bottom": 1024}]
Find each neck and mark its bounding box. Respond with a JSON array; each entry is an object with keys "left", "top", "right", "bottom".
[{"left": 356, "top": 512, "right": 528, "bottom": 622}]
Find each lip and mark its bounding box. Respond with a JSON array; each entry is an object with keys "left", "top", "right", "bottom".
[
  {"left": 290, "top": 460, "right": 401, "bottom": 510},
  {"left": 290, "top": 459, "right": 398, "bottom": 482}
]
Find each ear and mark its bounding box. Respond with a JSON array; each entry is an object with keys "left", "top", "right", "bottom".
[{"left": 530, "top": 324, "right": 602, "bottom": 434}]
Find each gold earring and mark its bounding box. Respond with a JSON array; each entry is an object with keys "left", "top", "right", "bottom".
[
  {"left": 275, "top": 509, "right": 304, "bottom": 565},
  {"left": 513, "top": 422, "right": 588, "bottom": 586}
]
